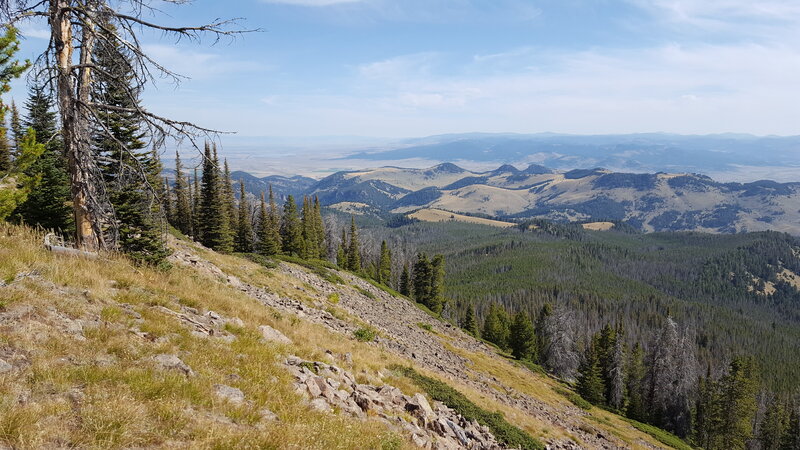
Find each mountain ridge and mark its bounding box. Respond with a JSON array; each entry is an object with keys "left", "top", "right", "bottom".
[{"left": 233, "top": 163, "right": 800, "bottom": 235}]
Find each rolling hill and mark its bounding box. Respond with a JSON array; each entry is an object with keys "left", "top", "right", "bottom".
[{"left": 301, "top": 164, "right": 800, "bottom": 235}]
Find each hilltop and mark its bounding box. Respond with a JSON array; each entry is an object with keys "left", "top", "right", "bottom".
[
  {"left": 239, "top": 163, "right": 800, "bottom": 235},
  {"left": 0, "top": 224, "right": 680, "bottom": 449}
]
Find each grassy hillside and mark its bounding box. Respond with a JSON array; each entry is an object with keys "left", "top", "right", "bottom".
[{"left": 0, "top": 224, "right": 677, "bottom": 449}]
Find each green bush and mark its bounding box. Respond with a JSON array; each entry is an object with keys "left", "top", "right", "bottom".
[
  {"left": 554, "top": 388, "right": 592, "bottom": 410},
  {"left": 417, "top": 322, "right": 433, "bottom": 332},
  {"left": 327, "top": 293, "right": 340, "bottom": 304},
  {"left": 391, "top": 365, "right": 544, "bottom": 450},
  {"left": 353, "top": 327, "right": 377, "bottom": 342},
  {"left": 277, "top": 255, "right": 344, "bottom": 284},
  {"left": 623, "top": 419, "right": 694, "bottom": 450},
  {"left": 356, "top": 286, "right": 376, "bottom": 300},
  {"left": 239, "top": 253, "right": 279, "bottom": 269}
]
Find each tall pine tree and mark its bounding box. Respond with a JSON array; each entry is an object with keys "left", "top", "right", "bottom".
[
  {"left": 198, "top": 143, "right": 232, "bottom": 252},
  {"left": 280, "top": 195, "right": 304, "bottom": 256},
  {"left": 346, "top": 216, "right": 361, "bottom": 271},
  {"left": 171, "top": 151, "right": 192, "bottom": 235},
  {"left": 13, "top": 83, "right": 73, "bottom": 234},
  {"left": 235, "top": 179, "right": 253, "bottom": 253},
  {"left": 378, "top": 240, "right": 392, "bottom": 285},
  {"left": 92, "top": 22, "right": 168, "bottom": 265}
]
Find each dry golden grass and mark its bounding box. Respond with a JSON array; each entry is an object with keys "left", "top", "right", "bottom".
[
  {"left": 0, "top": 224, "right": 669, "bottom": 449},
  {"left": 409, "top": 208, "right": 516, "bottom": 228},
  {"left": 0, "top": 224, "right": 412, "bottom": 449}
]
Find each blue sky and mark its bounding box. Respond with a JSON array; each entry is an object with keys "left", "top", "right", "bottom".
[{"left": 11, "top": 0, "right": 800, "bottom": 138}]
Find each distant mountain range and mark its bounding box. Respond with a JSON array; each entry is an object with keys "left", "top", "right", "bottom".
[
  {"left": 232, "top": 163, "right": 800, "bottom": 235},
  {"left": 342, "top": 132, "right": 800, "bottom": 182}
]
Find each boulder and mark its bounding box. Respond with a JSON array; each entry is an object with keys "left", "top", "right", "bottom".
[
  {"left": 0, "top": 359, "right": 12, "bottom": 373},
  {"left": 152, "top": 354, "right": 194, "bottom": 377},
  {"left": 309, "top": 398, "right": 332, "bottom": 413},
  {"left": 259, "top": 325, "right": 292, "bottom": 345},
  {"left": 213, "top": 384, "right": 245, "bottom": 405}
]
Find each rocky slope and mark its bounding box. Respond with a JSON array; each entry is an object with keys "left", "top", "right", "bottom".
[
  {"left": 301, "top": 164, "right": 800, "bottom": 235},
  {"left": 0, "top": 225, "right": 675, "bottom": 449}
]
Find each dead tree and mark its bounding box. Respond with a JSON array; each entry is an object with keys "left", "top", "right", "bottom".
[{"left": 1, "top": 0, "right": 252, "bottom": 250}]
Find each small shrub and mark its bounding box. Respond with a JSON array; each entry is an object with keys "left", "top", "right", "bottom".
[
  {"left": 417, "top": 322, "right": 433, "bottom": 332},
  {"left": 239, "top": 253, "right": 279, "bottom": 269},
  {"left": 299, "top": 361, "right": 319, "bottom": 374},
  {"left": 327, "top": 293, "right": 340, "bottom": 304},
  {"left": 353, "top": 327, "right": 377, "bottom": 342},
  {"left": 623, "top": 418, "right": 694, "bottom": 450},
  {"left": 555, "top": 388, "right": 592, "bottom": 410},
  {"left": 356, "top": 287, "right": 376, "bottom": 300}
]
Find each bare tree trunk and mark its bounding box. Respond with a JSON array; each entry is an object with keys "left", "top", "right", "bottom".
[{"left": 51, "top": 0, "right": 106, "bottom": 250}]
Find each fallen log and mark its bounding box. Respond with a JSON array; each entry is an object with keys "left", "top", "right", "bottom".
[{"left": 44, "top": 233, "right": 99, "bottom": 259}]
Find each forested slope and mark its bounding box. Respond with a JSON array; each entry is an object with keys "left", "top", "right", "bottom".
[{"left": 372, "top": 221, "right": 800, "bottom": 393}]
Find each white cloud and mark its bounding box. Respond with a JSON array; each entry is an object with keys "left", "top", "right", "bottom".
[{"left": 17, "top": 22, "right": 50, "bottom": 40}]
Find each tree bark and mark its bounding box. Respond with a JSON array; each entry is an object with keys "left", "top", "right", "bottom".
[{"left": 51, "top": 0, "right": 103, "bottom": 250}]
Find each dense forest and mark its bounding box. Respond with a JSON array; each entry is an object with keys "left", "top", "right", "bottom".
[{"left": 356, "top": 219, "right": 800, "bottom": 447}]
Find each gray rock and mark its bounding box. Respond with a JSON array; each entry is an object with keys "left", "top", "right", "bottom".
[
  {"left": 259, "top": 325, "right": 292, "bottom": 345},
  {"left": 260, "top": 407, "right": 278, "bottom": 421},
  {"left": 213, "top": 384, "right": 245, "bottom": 405},
  {"left": 152, "top": 354, "right": 194, "bottom": 377},
  {"left": 309, "top": 398, "right": 332, "bottom": 413},
  {"left": 0, "top": 359, "right": 12, "bottom": 373}
]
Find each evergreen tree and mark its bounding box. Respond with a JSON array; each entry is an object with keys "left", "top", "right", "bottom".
[
  {"left": 337, "top": 228, "right": 347, "bottom": 268},
  {"left": 162, "top": 177, "right": 172, "bottom": 223},
  {"left": 0, "top": 26, "right": 29, "bottom": 174},
  {"left": 198, "top": 143, "right": 232, "bottom": 252},
  {"left": 413, "top": 253, "right": 432, "bottom": 304},
  {"left": 280, "top": 195, "right": 304, "bottom": 256},
  {"left": 534, "top": 303, "right": 553, "bottom": 365},
  {"left": 172, "top": 151, "right": 192, "bottom": 235},
  {"left": 235, "top": 180, "right": 253, "bottom": 253},
  {"left": 346, "top": 216, "right": 360, "bottom": 271},
  {"left": 222, "top": 159, "right": 237, "bottom": 244},
  {"left": 509, "top": 311, "right": 536, "bottom": 361},
  {"left": 625, "top": 343, "right": 647, "bottom": 422},
  {"left": 577, "top": 334, "right": 606, "bottom": 405},
  {"left": 256, "top": 191, "right": 281, "bottom": 256},
  {"left": 482, "top": 303, "right": 510, "bottom": 350},
  {"left": 313, "top": 196, "right": 326, "bottom": 258},
  {"left": 0, "top": 106, "right": 9, "bottom": 173},
  {"left": 193, "top": 168, "right": 201, "bottom": 239},
  {"left": 461, "top": 305, "right": 479, "bottom": 337},
  {"left": 13, "top": 83, "right": 73, "bottom": 234},
  {"left": 759, "top": 398, "right": 787, "bottom": 450},
  {"left": 399, "top": 264, "right": 411, "bottom": 296},
  {"left": 9, "top": 100, "right": 22, "bottom": 155},
  {"left": 92, "top": 22, "right": 168, "bottom": 264},
  {"left": 267, "top": 185, "right": 282, "bottom": 254},
  {"left": 783, "top": 404, "right": 800, "bottom": 450},
  {"left": 717, "top": 357, "right": 758, "bottom": 449},
  {"left": 0, "top": 130, "right": 45, "bottom": 221},
  {"left": 429, "top": 254, "right": 446, "bottom": 313},
  {"left": 301, "top": 195, "right": 317, "bottom": 258},
  {"left": 378, "top": 240, "right": 392, "bottom": 285},
  {"left": 692, "top": 367, "right": 718, "bottom": 450}
]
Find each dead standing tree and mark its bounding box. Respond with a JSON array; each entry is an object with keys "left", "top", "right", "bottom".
[{"left": 1, "top": 0, "right": 250, "bottom": 250}]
